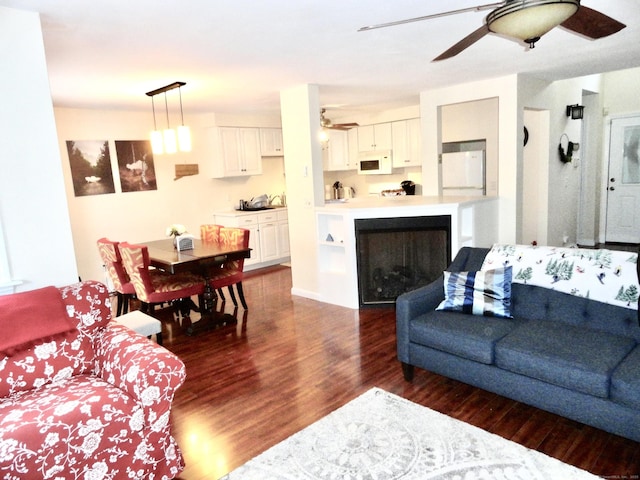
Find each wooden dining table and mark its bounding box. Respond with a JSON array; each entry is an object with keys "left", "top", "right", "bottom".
[{"left": 145, "top": 238, "right": 251, "bottom": 335}]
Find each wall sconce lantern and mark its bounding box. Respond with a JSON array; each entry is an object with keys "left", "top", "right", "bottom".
[
  {"left": 146, "top": 81, "right": 191, "bottom": 155},
  {"left": 566, "top": 104, "right": 585, "bottom": 120}
]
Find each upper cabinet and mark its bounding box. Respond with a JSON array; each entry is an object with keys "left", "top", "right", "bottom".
[
  {"left": 322, "top": 129, "right": 353, "bottom": 171},
  {"left": 211, "top": 127, "right": 262, "bottom": 178},
  {"left": 260, "top": 128, "right": 284, "bottom": 156},
  {"left": 391, "top": 118, "right": 421, "bottom": 167},
  {"left": 357, "top": 123, "right": 392, "bottom": 152}
]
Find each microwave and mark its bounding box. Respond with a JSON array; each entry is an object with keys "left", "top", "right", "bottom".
[{"left": 357, "top": 150, "right": 393, "bottom": 175}]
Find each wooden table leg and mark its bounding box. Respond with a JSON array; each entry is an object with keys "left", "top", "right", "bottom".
[{"left": 186, "top": 278, "right": 237, "bottom": 336}]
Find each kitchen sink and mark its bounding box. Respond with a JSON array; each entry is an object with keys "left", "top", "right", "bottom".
[{"left": 235, "top": 205, "right": 277, "bottom": 211}]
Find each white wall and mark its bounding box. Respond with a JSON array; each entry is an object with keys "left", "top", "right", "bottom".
[
  {"left": 441, "top": 98, "right": 499, "bottom": 197},
  {"left": 522, "top": 109, "right": 550, "bottom": 245},
  {"left": 54, "top": 107, "right": 286, "bottom": 283},
  {"left": 424, "top": 73, "right": 608, "bottom": 249},
  {"left": 541, "top": 75, "right": 601, "bottom": 247},
  {"left": 603, "top": 68, "right": 640, "bottom": 115},
  {"left": 0, "top": 7, "right": 78, "bottom": 292},
  {"left": 421, "top": 75, "right": 521, "bottom": 244},
  {"left": 280, "top": 84, "right": 324, "bottom": 301}
]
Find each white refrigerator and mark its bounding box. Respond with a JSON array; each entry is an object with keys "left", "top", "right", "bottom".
[{"left": 441, "top": 150, "right": 486, "bottom": 196}]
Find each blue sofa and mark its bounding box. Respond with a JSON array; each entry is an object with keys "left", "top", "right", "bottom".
[{"left": 396, "top": 246, "right": 640, "bottom": 441}]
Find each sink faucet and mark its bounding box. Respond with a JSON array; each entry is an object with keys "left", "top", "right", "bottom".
[{"left": 268, "top": 193, "right": 286, "bottom": 207}]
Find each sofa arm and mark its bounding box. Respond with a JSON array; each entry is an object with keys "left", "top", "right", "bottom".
[
  {"left": 396, "top": 278, "right": 444, "bottom": 363},
  {"left": 93, "top": 322, "right": 186, "bottom": 426}
]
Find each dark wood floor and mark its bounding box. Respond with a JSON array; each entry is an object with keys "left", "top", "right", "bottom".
[{"left": 147, "top": 265, "right": 640, "bottom": 480}]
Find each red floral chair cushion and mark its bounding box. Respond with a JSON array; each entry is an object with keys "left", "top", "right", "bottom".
[{"left": 0, "top": 281, "right": 186, "bottom": 480}]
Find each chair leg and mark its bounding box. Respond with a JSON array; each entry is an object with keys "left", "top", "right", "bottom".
[
  {"left": 227, "top": 285, "right": 238, "bottom": 307},
  {"left": 236, "top": 282, "right": 248, "bottom": 310},
  {"left": 122, "top": 294, "right": 131, "bottom": 315},
  {"left": 141, "top": 302, "right": 155, "bottom": 316},
  {"left": 115, "top": 292, "right": 124, "bottom": 317}
]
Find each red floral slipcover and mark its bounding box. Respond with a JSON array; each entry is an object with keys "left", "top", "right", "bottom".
[{"left": 0, "top": 281, "right": 186, "bottom": 479}]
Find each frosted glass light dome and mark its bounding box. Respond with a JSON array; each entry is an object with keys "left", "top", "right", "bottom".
[{"left": 487, "top": 0, "right": 580, "bottom": 46}]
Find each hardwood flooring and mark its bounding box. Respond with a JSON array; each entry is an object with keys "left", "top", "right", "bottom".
[{"left": 145, "top": 265, "right": 640, "bottom": 480}]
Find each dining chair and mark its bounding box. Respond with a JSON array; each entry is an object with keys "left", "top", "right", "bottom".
[
  {"left": 200, "top": 223, "right": 233, "bottom": 301},
  {"left": 97, "top": 238, "right": 136, "bottom": 316},
  {"left": 209, "top": 227, "right": 250, "bottom": 309},
  {"left": 200, "top": 224, "right": 221, "bottom": 244},
  {"left": 118, "top": 242, "right": 206, "bottom": 316}
]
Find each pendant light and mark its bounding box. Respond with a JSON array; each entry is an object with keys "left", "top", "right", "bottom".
[
  {"left": 145, "top": 81, "right": 191, "bottom": 155},
  {"left": 149, "top": 96, "right": 164, "bottom": 155}
]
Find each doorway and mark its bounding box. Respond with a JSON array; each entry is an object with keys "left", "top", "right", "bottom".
[{"left": 604, "top": 115, "right": 640, "bottom": 243}]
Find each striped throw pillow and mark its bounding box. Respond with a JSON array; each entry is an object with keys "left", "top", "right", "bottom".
[{"left": 436, "top": 267, "right": 513, "bottom": 318}]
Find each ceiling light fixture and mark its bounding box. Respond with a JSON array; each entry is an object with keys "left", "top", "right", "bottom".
[
  {"left": 145, "top": 81, "right": 191, "bottom": 155},
  {"left": 487, "top": 0, "right": 579, "bottom": 48}
]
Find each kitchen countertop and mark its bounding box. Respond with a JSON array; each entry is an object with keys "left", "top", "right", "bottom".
[{"left": 318, "top": 195, "right": 496, "bottom": 211}]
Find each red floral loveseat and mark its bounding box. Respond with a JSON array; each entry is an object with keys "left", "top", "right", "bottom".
[{"left": 0, "top": 281, "right": 186, "bottom": 479}]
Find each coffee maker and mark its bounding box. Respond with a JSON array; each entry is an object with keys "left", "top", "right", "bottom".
[{"left": 400, "top": 180, "right": 416, "bottom": 195}]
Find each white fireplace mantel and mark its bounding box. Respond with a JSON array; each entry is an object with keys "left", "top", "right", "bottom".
[{"left": 314, "top": 195, "right": 499, "bottom": 309}]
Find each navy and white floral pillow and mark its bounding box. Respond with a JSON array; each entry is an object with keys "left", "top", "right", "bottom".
[{"left": 436, "top": 266, "right": 513, "bottom": 318}]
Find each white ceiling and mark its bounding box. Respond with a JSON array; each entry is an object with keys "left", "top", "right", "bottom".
[{"left": 3, "top": 0, "right": 640, "bottom": 117}]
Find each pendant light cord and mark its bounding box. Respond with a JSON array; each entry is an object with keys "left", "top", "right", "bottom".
[
  {"left": 164, "top": 92, "right": 170, "bottom": 128},
  {"left": 178, "top": 85, "right": 185, "bottom": 126},
  {"left": 151, "top": 97, "right": 158, "bottom": 130}
]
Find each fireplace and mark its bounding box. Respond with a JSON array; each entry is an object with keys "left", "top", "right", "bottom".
[{"left": 355, "top": 215, "right": 451, "bottom": 307}]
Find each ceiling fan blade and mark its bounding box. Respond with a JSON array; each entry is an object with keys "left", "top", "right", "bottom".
[
  {"left": 358, "top": 2, "right": 503, "bottom": 31},
  {"left": 561, "top": 5, "right": 625, "bottom": 39},
  {"left": 433, "top": 25, "right": 490, "bottom": 61},
  {"left": 328, "top": 123, "right": 359, "bottom": 131}
]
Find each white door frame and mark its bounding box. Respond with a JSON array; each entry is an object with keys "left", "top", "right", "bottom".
[{"left": 599, "top": 112, "right": 640, "bottom": 244}]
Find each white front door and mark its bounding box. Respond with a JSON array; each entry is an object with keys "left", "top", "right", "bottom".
[{"left": 605, "top": 117, "right": 640, "bottom": 243}]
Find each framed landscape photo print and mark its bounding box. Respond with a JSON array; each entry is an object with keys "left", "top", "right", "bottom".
[{"left": 66, "top": 140, "right": 116, "bottom": 197}]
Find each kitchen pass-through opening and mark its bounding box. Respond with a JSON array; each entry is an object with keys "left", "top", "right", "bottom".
[{"left": 355, "top": 216, "right": 451, "bottom": 307}]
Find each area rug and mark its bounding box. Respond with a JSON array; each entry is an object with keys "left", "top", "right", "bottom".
[{"left": 220, "top": 387, "right": 600, "bottom": 480}]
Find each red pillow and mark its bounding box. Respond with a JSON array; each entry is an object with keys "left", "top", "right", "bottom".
[{"left": 0, "top": 286, "right": 76, "bottom": 356}]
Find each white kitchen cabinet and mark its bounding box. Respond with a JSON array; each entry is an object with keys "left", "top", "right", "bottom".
[
  {"left": 213, "top": 208, "right": 290, "bottom": 270},
  {"left": 259, "top": 128, "right": 284, "bottom": 156},
  {"left": 348, "top": 128, "right": 359, "bottom": 167},
  {"left": 357, "top": 123, "right": 392, "bottom": 152},
  {"left": 211, "top": 127, "right": 262, "bottom": 178},
  {"left": 257, "top": 211, "right": 279, "bottom": 262},
  {"left": 392, "top": 118, "right": 421, "bottom": 167},
  {"left": 322, "top": 129, "right": 354, "bottom": 171},
  {"left": 277, "top": 209, "right": 290, "bottom": 257}
]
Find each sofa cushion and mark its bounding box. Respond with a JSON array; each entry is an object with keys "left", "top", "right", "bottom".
[
  {"left": 495, "top": 321, "right": 636, "bottom": 398},
  {"left": 410, "top": 311, "right": 520, "bottom": 364},
  {"left": 0, "top": 374, "right": 148, "bottom": 478},
  {"left": 436, "top": 267, "right": 512, "bottom": 318},
  {"left": 611, "top": 346, "right": 640, "bottom": 410}
]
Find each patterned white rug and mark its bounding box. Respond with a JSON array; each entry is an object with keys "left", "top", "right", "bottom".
[{"left": 220, "top": 388, "right": 600, "bottom": 480}]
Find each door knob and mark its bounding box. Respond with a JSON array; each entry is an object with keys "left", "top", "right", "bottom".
[{"left": 609, "top": 186, "right": 615, "bottom": 191}]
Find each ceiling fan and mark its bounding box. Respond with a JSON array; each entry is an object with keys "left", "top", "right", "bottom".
[
  {"left": 320, "top": 108, "right": 359, "bottom": 130},
  {"left": 358, "top": 0, "right": 626, "bottom": 61}
]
